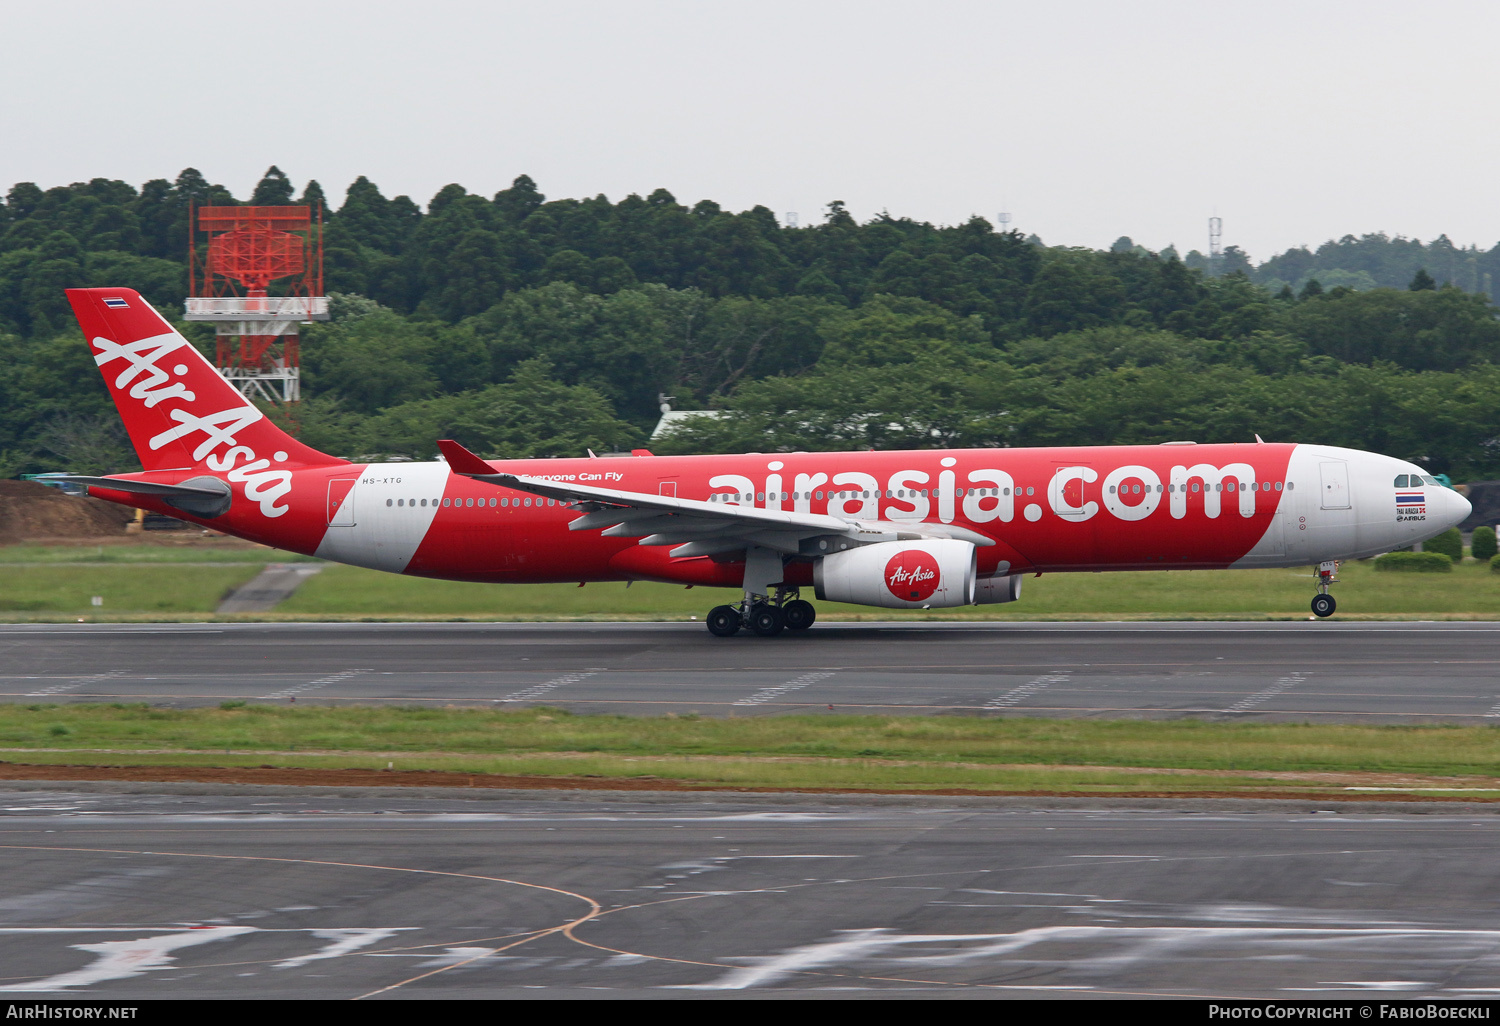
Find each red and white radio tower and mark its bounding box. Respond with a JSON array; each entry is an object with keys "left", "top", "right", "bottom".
[{"left": 184, "top": 204, "right": 327, "bottom": 420}]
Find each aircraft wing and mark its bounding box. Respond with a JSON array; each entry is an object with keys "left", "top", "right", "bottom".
[{"left": 436, "top": 439, "right": 993, "bottom": 557}]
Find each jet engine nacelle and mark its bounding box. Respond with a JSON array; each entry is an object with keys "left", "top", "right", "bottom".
[
  {"left": 813, "top": 539, "right": 977, "bottom": 608},
  {"left": 973, "top": 573, "right": 1023, "bottom": 604}
]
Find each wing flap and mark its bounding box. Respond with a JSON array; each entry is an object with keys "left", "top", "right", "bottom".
[{"left": 434, "top": 437, "right": 995, "bottom": 555}]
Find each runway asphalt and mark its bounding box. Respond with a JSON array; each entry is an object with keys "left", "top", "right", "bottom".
[
  {"left": 2, "top": 620, "right": 1500, "bottom": 722},
  {"left": 0, "top": 786, "right": 1498, "bottom": 998}
]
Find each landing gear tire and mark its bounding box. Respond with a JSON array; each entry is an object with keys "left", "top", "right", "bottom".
[
  {"left": 782, "top": 599, "right": 816, "bottom": 631},
  {"left": 706, "top": 605, "right": 741, "bottom": 637},
  {"left": 749, "top": 604, "right": 785, "bottom": 637},
  {"left": 1311, "top": 594, "right": 1336, "bottom": 618}
]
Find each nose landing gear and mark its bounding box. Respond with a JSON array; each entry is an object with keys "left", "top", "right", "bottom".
[
  {"left": 1311, "top": 560, "right": 1339, "bottom": 617},
  {"left": 705, "top": 587, "right": 816, "bottom": 638}
]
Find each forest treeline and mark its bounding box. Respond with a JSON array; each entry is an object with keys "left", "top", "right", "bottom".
[{"left": 4, "top": 166, "right": 1500, "bottom": 480}]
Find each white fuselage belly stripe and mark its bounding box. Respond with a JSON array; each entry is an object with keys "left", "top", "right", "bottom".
[{"left": 314, "top": 462, "right": 449, "bottom": 573}]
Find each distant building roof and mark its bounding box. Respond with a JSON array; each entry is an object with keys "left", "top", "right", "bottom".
[{"left": 649, "top": 409, "right": 726, "bottom": 441}]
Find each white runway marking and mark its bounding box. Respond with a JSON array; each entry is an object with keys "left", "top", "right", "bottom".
[
  {"left": 404, "top": 946, "right": 502, "bottom": 968},
  {"left": 684, "top": 924, "right": 1500, "bottom": 991},
  {"left": 25, "top": 671, "right": 124, "bottom": 698},
  {"left": 262, "top": 667, "right": 371, "bottom": 700},
  {"left": 0, "top": 926, "right": 415, "bottom": 991},
  {"left": 1225, "top": 672, "right": 1308, "bottom": 714},
  {"left": 985, "top": 673, "right": 1071, "bottom": 709},
  {"left": 497, "top": 670, "right": 601, "bottom": 704},
  {"left": 733, "top": 672, "right": 836, "bottom": 707},
  {"left": 271, "top": 928, "right": 407, "bottom": 968},
  {"left": 0, "top": 926, "right": 255, "bottom": 991}
]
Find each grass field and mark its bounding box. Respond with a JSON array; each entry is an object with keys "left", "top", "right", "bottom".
[
  {"left": 0, "top": 564, "right": 265, "bottom": 613},
  {"left": 3, "top": 544, "right": 1498, "bottom": 619},
  {"left": 4, "top": 704, "right": 1500, "bottom": 794},
  {"left": 0, "top": 545, "right": 317, "bottom": 565}
]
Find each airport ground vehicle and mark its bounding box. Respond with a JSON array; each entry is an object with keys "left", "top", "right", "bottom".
[{"left": 52, "top": 288, "right": 1471, "bottom": 635}]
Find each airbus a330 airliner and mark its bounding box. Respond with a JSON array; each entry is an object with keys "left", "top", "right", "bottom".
[{"left": 49, "top": 287, "right": 1471, "bottom": 636}]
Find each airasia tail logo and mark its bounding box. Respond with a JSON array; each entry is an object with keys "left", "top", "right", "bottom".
[
  {"left": 92, "top": 331, "right": 292, "bottom": 519},
  {"left": 885, "top": 549, "right": 940, "bottom": 602}
]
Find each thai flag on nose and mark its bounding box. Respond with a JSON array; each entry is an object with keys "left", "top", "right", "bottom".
[
  {"left": 1396, "top": 492, "right": 1424, "bottom": 506},
  {"left": 102, "top": 297, "right": 129, "bottom": 309}
]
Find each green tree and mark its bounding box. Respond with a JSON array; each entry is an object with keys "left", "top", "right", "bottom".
[
  {"left": 314, "top": 359, "right": 642, "bottom": 460},
  {"left": 1425, "top": 527, "right": 1463, "bottom": 561},
  {"left": 1023, "top": 256, "right": 1126, "bottom": 335},
  {"left": 1286, "top": 287, "right": 1500, "bottom": 370},
  {"left": 249, "top": 166, "right": 295, "bottom": 205},
  {"left": 300, "top": 309, "right": 443, "bottom": 413},
  {"left": 1471, "top": 525, "right": 1497, "bottom": 561},
  {"left": 299, "top": 179, "right": 328, "bottom": 214}
]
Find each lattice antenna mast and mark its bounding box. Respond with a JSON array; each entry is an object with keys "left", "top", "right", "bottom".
[
  {"left": 1208, "top": 216, "right": 1223, "bottom": 277},
  {"left": 185, "top": 202, "right": 328, "bottom": 420}
]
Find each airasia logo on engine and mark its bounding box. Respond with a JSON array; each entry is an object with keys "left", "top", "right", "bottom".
[{"left": 885, "top": 549, "right": 940, "bottom": 601}]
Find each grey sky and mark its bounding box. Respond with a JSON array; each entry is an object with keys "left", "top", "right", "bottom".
[{"left": 4, "top": 0, "right": 1497, "bottom": 262}]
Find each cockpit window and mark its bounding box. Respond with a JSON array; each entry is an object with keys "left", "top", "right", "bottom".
[
  {"left": 1422, "top": 475, "right": 1439, "bottom": 485},
  {"left": 1395, "top": 475, "right": 1409, "bottom": 487}
]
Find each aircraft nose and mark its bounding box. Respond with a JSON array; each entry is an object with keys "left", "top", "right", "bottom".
[{"left": 1444, "top": 486, "right": 1473, "bottom": 530}]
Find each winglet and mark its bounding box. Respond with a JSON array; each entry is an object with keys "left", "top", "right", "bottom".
[{"left": 436, "top": 439, "right": 497, "bottom": 476}]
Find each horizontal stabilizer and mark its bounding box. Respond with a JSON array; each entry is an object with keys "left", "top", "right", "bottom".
[
  {"left": 36, "top": 473, "right": 233, "bottom": 518},
  {"left": 34, "top": 474, "right": 225, "bottom": 498}
]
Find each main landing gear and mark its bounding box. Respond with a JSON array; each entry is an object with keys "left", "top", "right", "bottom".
[
  {"left": 708, "top": 545, "right": 815, "bottom": 638},
  {"left": 1311, "top": 560, "right": 1339, "bottom": 618},
  {"left": 706, "top": 587, "right": 816, "bottom": 638}
]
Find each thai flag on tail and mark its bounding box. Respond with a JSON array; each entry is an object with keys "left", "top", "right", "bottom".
[{"left": 102, "top": 297, "right": 129, "bottom": 309}]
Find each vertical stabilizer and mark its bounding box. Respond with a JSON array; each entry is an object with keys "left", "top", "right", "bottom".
[{"left": 65, "top": 288, "right": 338, "bottom": 472}]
